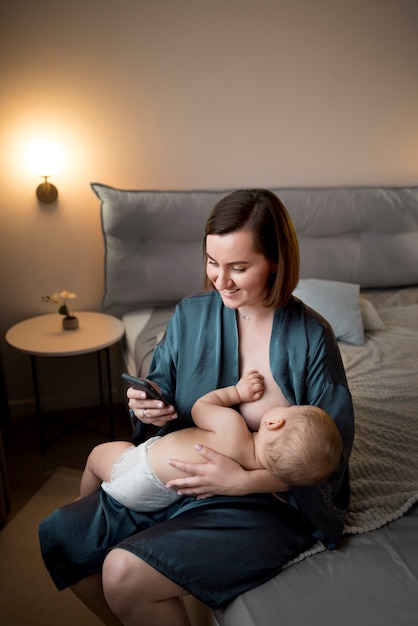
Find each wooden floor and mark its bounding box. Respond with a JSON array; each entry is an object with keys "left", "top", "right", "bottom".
[{"left": 2, "top": 402, "right": 133, "bottom": 523}]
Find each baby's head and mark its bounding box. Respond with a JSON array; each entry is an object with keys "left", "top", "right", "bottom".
[{"left": 261, "top": 405, "right": 342, "bottom": 486}]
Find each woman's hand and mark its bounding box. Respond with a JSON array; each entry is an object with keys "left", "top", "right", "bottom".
[
  {"left": 127, "top": 386, "right": 177, "bottom": 427},
  {"left": 166, "top": 445, "right": 288, "bottom": 499}
]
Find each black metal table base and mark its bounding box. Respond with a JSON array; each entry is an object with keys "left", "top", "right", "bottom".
[{"left": 30, "top": 348, "right": 116, "bottom": 455}]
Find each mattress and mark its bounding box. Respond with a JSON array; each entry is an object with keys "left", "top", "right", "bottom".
[
  {"left": 217, "top": 507, "right": 418, "bottom": 626},
  {"left": 121, "top": 287, "right": 418, "bottom": 626}
]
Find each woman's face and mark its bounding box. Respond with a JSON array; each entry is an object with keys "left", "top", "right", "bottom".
[{"left": 206, "top": 230, "right": 275, "bottom": 310}]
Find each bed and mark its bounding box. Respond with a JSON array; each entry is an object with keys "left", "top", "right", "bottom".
[{"left": 94, "top": 183, "right": 418, "bottom": 626}]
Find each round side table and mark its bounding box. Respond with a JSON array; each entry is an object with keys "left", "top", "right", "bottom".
[{"left": 6, "top": 311, "right": 125, "bottom": 454}]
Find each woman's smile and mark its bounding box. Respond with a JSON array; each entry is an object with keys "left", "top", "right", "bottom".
[{"left": 206, "top": 231, "right": 275, "bottom": 312}]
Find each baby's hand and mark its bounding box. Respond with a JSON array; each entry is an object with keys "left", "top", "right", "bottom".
[{"left": 236, "top": 370, "right": 264, "bottom": 403}]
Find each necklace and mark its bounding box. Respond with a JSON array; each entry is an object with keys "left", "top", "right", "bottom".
[{"left": 239, "top": 312, "right": 251, "bottom": 321}]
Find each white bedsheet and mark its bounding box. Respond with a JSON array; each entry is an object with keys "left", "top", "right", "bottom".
[{"left": 121, "top": 308, "right": 153, "bottom": 375}]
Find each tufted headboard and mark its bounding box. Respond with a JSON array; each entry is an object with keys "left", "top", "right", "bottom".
[{"left": 93, "top": 183, "right": 418, "bottom": 315}]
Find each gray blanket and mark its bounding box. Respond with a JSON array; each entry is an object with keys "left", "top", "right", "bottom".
[{"left": 342, "top": 304, "right": 418, "bottom": 534}]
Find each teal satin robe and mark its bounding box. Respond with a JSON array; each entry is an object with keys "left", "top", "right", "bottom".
[{"left": 147, "top": 289, "right": 354, "bottom": 547}]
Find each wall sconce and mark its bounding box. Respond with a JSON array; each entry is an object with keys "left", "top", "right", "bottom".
[{"left": 24, "top": 140, "right": 64, "bottom": 203}]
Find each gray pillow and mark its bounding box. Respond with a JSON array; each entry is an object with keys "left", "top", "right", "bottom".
[
  {"left": 94, "top": 183, "right": 418, "bottom": 314},
  {"left": 293, "top": 279, "right": 365, "bottom": 345},
  {"left": 93, "top": 183, "right": 212, "bottom": 310}
]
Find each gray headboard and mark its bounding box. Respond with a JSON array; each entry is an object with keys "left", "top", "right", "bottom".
[{"left": 93, "top": 184, "right": 418, "bottom": 313}]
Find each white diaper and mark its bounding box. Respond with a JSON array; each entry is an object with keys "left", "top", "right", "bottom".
[{"left": 101, "top": 436, "right": 181, "bottom": 512}]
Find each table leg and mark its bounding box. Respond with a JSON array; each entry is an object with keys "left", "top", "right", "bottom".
[
  {"left": 30, "top": 351, "right": 116, "bottom": 455},
  {"left": 104, "top": 347, "right": 115, "bottom": 440},
  {"left": 96, "top": 349, "right": 115, "bottom": 440},
  {"left": 96, "top": 351, "right": 104, "bottom": 409},
  {"left": 0, "top": 344, "right": 10, "bottom": 430},
  {"left": 30, "top": 355, "right": 46, "bottom": 455}
]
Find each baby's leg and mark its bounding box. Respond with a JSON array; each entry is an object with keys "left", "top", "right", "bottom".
[{"left": 80, "top": 441, "right": 134, "bottom": 498}]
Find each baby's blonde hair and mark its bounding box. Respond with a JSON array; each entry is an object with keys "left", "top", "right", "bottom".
[{"left": 264, "top": 406, "right": 342, "bottom": 486}]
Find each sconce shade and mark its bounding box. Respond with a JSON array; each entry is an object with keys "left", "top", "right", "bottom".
[
  {"left": 24, "top": 141, "right": 63, "bottom": 177},
  {"left": 25, "top": 140, "right": 63, "bottom": 203}
]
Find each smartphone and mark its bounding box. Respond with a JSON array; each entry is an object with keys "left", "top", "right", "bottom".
[{"left": 121, "top": 373, "right": 168, "bottom": 405}]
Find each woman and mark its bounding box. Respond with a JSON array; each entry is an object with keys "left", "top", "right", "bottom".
[{"left": 39, "top": 189, "right": 354, "bottom": 626}]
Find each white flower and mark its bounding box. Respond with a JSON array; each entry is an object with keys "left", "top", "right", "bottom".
[{"left": 42, "top": 290, "right": 77, "bottom": 318}]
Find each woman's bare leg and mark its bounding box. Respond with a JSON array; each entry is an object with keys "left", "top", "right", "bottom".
[
  {"left": 103, "top": 548, "right": 191, "bottom": 626},
  {"left": 71, "top": 573, "right": 122, "bottom": 625}
]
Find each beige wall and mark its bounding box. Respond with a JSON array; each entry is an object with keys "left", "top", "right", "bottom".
[{"left": 1, "top": 0, "right": 418, "bottom": 412}]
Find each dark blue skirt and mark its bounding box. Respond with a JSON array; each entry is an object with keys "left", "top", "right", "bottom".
[{"left": 39, "top": 489, "right": 315, "bottom": 610}]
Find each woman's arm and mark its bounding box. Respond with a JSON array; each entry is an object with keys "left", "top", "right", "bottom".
[
  {"left": 168, "top": 370, "right": 286, "bottom": 496},
  {"left": 167, "top": 445, "right": 289, "bottom": 498}
]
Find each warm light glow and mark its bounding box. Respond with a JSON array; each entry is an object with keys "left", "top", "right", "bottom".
[{"left": 24, "top": 140, "right": 64, "bottom": 177}]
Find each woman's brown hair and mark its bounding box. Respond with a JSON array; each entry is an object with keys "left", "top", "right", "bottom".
[{"left": 204, "top": 189, "right": 300, "bottom": 307}]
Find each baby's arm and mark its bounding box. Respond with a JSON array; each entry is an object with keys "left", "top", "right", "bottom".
[
  {"left": 191, "top": 370, "right": 264, "bottom": 432},
  {"left": 235, "top": 370, "right": 264, "bottom": 403}
]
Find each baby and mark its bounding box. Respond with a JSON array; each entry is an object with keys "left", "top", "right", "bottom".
[{"left": 80, "top": 370, "right": 342, "bottom": 511}]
